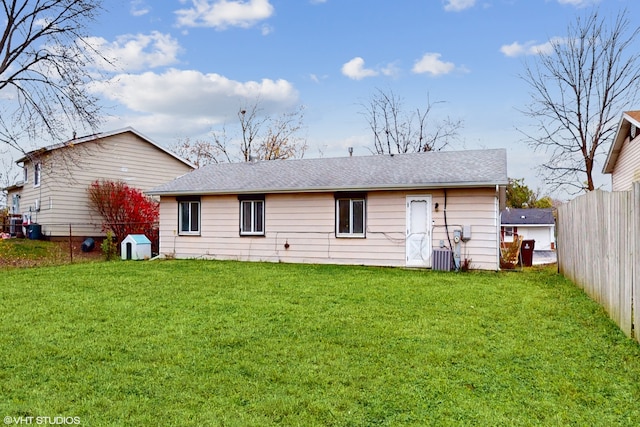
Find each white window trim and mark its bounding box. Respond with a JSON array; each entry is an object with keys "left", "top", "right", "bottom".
[
  {"left": 12, "top": 195, "right": 20, "bottom": 214},
  {"left": 34, "top": 163, "right": 41, "bottom": 188},
  {"left": 178, "top": 200, "right": 200, "bottom": 235},
  {"left": 240, "top": 199, "right": 265, "bottom": 236},
  {"left": 336, "top": 198, "right": 366, "bottom": 238}
]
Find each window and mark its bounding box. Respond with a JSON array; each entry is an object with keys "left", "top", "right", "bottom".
[
  {"left": 23, "top": 166, "right": 28, "bottom": 183},
  {"left": 335, "top": 193, "right": 366, "bottom": 237},
  {"left": 178, "top": 197, "right": 200, "bottom": 235},
  {"left": 12, "top": 195, "right": 20, "bottom": 214},
  {"left": 239, "top": 197, "right": 265, "bottom": 236},
  {"left": 34, "top": 163, "right": 41, "bottom": 187},
  {"left": 502, "top": 226, "right": 517, "bottom": 242}
]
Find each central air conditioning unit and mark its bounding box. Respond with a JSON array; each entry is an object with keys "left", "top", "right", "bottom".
[{"left": 432, "top": 249, "right": 452, "bottom": 271}]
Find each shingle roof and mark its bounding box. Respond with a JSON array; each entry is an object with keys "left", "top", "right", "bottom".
[
  {"left": 16, "top": 127, "right": 194, "bottom": 168},
  {"left": 148, "top": 148, "right": 507, "bottom": 196},
  {"left": 500, "top": 208, "right": 555, "bottom": 225}
]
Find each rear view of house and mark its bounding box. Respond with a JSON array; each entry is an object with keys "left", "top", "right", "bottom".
[
  {"left": 148, "top": 149, "right": 508, "bottom": 270},
  {"left": 4, "top": 127, "right": 194, "bottom": 240}
]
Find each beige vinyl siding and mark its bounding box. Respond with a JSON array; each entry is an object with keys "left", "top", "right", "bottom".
[
  {"left": 159, "top": 187, "right": 500, "bottom": 270},
  {"left": 611, "top": 135, "right": 640, "bottom": 191},
  {"left": 427, "top": 188, "right": 499, "bottom": 270},
  {"left": 18, "top": 132, "right": 192, "bottom": 238}
]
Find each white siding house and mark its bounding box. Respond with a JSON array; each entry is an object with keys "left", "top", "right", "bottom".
[
  {"left": 603, "top": 111, "right": 640, "bottom": 191},
  {"left": 149, "top": 149, "right": 508, "bottom": 270},
  {"left": 500, "top": 208, "right": 556, "bottom": 251}
]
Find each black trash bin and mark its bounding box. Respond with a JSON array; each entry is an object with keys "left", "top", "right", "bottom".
[
  {"left": 521, "top": 239, "right": 535, "bottom": 267},
  {"left": 81, "top": 238, "right": 95, "bottom": 253},
  {"left": 27, "top": 223, "right": 42, "bottom": 240}
]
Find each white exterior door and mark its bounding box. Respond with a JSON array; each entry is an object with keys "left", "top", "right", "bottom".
[{"left": 406, "top": 196, "right": 432, "bottom": 267}]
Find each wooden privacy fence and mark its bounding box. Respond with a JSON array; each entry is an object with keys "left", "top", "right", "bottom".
[{"left": 557, "top": 182, "right": 640, "bottom": 340}]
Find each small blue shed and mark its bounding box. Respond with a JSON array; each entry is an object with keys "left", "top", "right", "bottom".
[{"left": 121, "top": 234, "right": 152, "bottom": 260}]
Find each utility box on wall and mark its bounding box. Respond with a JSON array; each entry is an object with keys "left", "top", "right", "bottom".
[{"left": 121, "top": 234, "right": 152, "bottom": 260}]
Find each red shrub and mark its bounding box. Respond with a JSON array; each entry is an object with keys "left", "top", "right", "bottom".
[{"left": 87, "top": 180, "right": 159, "bottom": 248}]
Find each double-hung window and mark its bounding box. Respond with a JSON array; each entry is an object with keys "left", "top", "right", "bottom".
[
  {"left": 178, "top": 196, "right": 200, "bottom": 235},
  {"left": 34, "top": 163, "right": 41, "bottom": 187},
  {"left": 335, "top": 193, "right": 366, "bottom": 238},
  {"left": 11, "top": 195, "right": 20, "bottom": 214},
  {"left": 239, "top": 195, "right": 265, "bottom": 236}
]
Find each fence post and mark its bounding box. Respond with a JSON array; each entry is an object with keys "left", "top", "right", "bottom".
[
  {"left": 633, "top": 183, "right": 640, "bottom": 340},
  {"left": 69, "top": 224, "right": 73, "bottom": 263}
]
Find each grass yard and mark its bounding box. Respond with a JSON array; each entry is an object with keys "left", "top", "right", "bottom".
[
  {"left": 0, "top": 239, "right": 101, "bottom": 268},
  {"left": 1, "top": 260, "right": 640, "bottom": 426}
]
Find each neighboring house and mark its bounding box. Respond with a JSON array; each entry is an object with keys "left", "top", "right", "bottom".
[
  {"left": 4, "top": 127, "right": 194, "bottom": 239},
  {"left": 603, "top": 110, "right": 640, "bottom": 191},
  {"left": 500, "top": 207, "right": 556, "bottom": 251},
  {"left": 148, "top": 149, "right": 508, "bottom": 270}
]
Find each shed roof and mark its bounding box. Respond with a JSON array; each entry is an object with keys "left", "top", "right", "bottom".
[
  {"left": 147, "top": 148, "right": 508, "bottom": 196},
  {"left": 501, "top": 208, "right": 555, "bottom": 225},
  {"left": 122, "top": 234, "right": 152, "bottom": 244}
]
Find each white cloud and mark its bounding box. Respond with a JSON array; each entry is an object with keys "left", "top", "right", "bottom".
[
  {"left": 500, "top": 38, "right": 563, "bottom": 57},
  {"left": 412, "top": 53, "right": 456, "bottom": 76},
  {"left": 381, "top": 62, "right": 400, "bottom": 78},
  {"left": 91, "top": 69, "right": 299, "bottom": 124},
  {"left": 443, "top": 0, "right": 476, "bottom": 12},
  {"left": 86, "top": 32, "right": 181, "bottom": 72},
  {"left": 130, "top": 0, "right": 150, "bottom": 16},
  {"left": 341, "top": 57, "right": 379, "bottom": 80},
  {"left": 175, "top": 0, "right": 274, "bottom": 29},
  {"left": 309, "top": 73, "right": 328, "bottom": 83},
  {"left": 558, "top": 0, "right": 599, "bottom": 6},
  {"left": 500, "top": 42, "right": 524, "bottom": 57}
]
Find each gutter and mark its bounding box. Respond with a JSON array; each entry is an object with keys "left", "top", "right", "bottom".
[{"left": 146, "top": 181, "right": 509, "bottom": 197}]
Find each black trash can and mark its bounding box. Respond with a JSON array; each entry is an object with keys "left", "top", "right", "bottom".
[
  {"left": 521, "top": 239, "right": 535, "bottom": 267},
  {"left": 81, "top": 238, "right": 95, "bottom": 253},
  {"left": 27, "top": 223, "right": 42, "bottom": 240}
]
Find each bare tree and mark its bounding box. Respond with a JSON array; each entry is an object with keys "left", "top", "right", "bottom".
[
  {"left": 0, "top": 0, "right": 105, "bottom": 154},
  {"left": 238, "top": 102, "right": 268, "bottom": 161},
  {"left": 256, "top": 105, "right": 307, "bottom": 160},
  {"left": 174, "top": 101, "right": 307, "bottom": 165},
  {"left": 519, "top": 8, "right": 640, "bottom": 193},
  {"left": 361, "top": 88, "right": 461, "bottom": 155},
  {"left": 0, "top": 152, "right": 19, "bottom": 208},
  {"left": 171, "top": 132, "right": 232, "bottom": 168}
]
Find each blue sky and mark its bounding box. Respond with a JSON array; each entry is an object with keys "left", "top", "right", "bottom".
[{"left": 75, "top": 0, "right": 640, "bottom": 196}]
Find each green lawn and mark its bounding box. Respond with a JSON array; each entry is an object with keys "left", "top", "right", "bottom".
[{"left": 1, "top": 260, "right": 639, "bottom": 426}]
